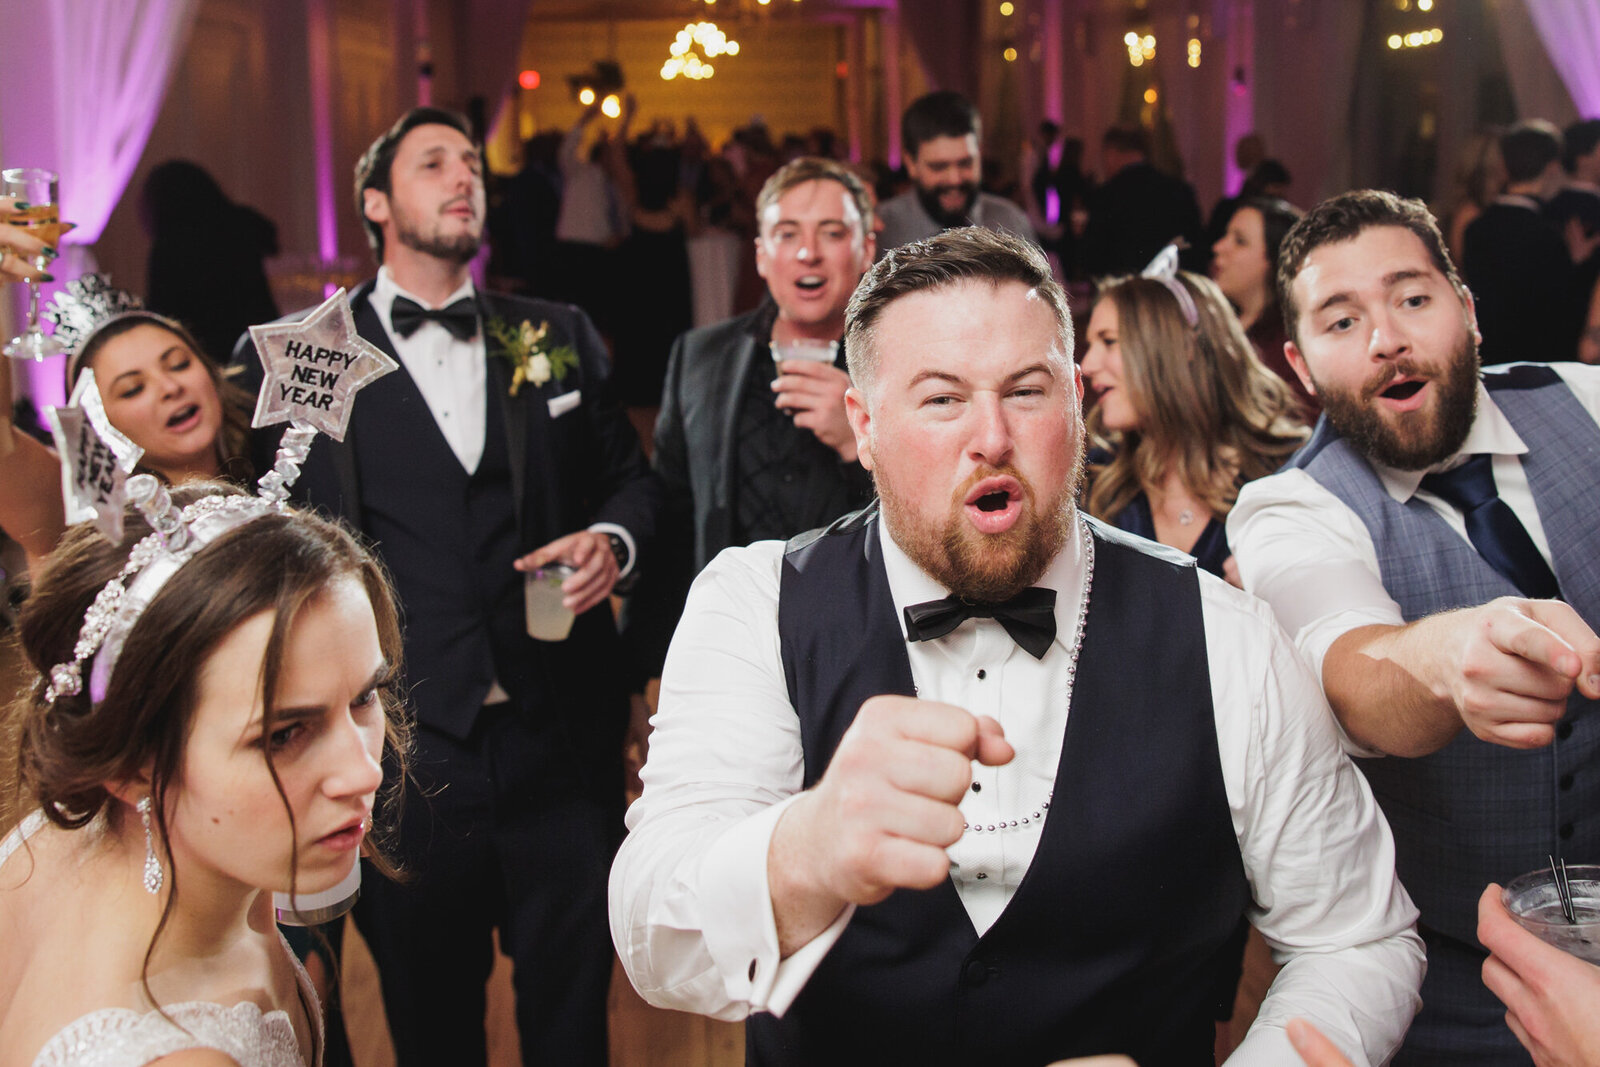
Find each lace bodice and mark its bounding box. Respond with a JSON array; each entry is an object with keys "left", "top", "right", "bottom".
[
  {"left": 31, "top": 1000, "right": 305, "bottom": 1067},
  {"left": 2, "top": 812, "right": 319, "bottom": 1067}
]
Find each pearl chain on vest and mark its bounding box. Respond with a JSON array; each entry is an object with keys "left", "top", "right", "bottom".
[{"left": 963, "top": 517, "right": 1094, "bottom": 834}]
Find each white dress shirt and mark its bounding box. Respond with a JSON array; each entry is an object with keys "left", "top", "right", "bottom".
[
  {"left": 1228, "top": 364, "right": 1600, "bottom": 692},
  {"left": 611, "top": 514, "right": 1424, "bottom": 1067},
  {"left": 372, "top": 266, "right": 487, "bottom": 473}
]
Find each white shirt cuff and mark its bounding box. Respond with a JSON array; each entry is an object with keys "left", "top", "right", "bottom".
[
  {"left": 697, "top": 793, "right": 854, "bottom": 1016},
  {"left": 589, "top": 522, "right": 636, "bottom": 578}
]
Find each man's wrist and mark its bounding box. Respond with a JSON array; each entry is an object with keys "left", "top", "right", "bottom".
[{"left": 589, "top": 522, "right": 635, "bottom": 577}]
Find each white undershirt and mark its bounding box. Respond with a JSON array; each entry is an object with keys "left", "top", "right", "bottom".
[
  {"left": 372, "top": 267, "right": 486, "bottom": 473},
  {"left": 610, "top": 514, "right": 1423, "bottom": 1066}
]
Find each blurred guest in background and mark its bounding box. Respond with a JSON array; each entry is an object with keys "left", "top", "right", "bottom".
[
  {"left": 875, "top": 91, "right": 1035, "bottom": 255},
  {"left": 1083, "top": 125, "right": 1204, "bottom": 276},
  {"left": 141, "top": 160, "right": 280, "bottom": 364},
  {"left": 1463, "top": 120, "right": 1598, "bottom": 363},
  {"left": 1211, "top": 196, "right": 1316, "bottom": 412}
]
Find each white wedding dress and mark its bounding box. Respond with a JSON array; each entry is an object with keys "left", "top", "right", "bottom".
[{"left": 2, "top": 811, "right": 321, "bottom": 1067}]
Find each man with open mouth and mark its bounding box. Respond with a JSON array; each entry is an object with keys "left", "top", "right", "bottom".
[
  {"left": 613, "top": 227, "right": 1422, "bottom": 1066},
  {"left": 624, "top": 157, "right": 879, "bottom": 704},
  {"left": 1230, "top": 189, "right": 1600, "bottom": 1064},
  {"left": 874, "top": 91, "right": 1037, "bottom": 258}
]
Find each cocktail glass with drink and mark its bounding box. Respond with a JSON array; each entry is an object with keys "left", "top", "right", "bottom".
[
  {"left": 1503, "top": 864, "right": 1600, "bottom": 964},
  {"left": 770, "top": 337, "right": 839, "bottom": 373},
  {"left": 4, "top": 168, "right": 70, "bottom": 361},
  {"left": 525, "top": 562, "right": 577, "bottom": 641},
  {"left": 771, "top": 338, "right": 839, "bottom": 416}
]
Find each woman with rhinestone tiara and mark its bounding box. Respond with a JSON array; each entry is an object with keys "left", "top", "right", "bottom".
[
  {"left": 0, "top": 272, "right": 254, "bottom": 566},
  {"left": 1079, "top": 249, "right": 1308, "bottom": 584},
  {"left": 0, "top": 480, "right": 410, "bottom": 1066}
]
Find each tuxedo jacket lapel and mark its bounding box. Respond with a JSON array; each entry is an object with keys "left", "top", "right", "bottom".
[
  {"left": 482, "top": 292, "right": 535, "bottom": 532},
  {"left": 717, "top": 331, "right": 764, "bottom": 516}
]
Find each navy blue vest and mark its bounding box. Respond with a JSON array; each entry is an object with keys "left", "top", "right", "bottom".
[
  {"left": 1293, "top": 366, "right": 1600, "bottom": 1061},
  {"left": 748, "top": 508, "right": 1248, "bottom": 1067},
  {"left": 352, "top": 357, "right": 551, "bottom": 740}
]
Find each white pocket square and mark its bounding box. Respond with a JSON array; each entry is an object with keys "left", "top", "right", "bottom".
[{"left": 547, "top": 390, "right": 582, "bottom": 417}]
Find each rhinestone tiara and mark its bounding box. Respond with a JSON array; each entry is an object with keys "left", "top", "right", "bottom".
[
  {"left": 43, "top": 426, "right": 316, "bottom": 706},
  {"left": 42, "top": 273, "right": 145, "bottom": 355}
]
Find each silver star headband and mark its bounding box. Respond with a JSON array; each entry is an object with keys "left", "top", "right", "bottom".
[
  {"left": 43, "top": 290, "right": 396, "bottom": 705},
  {"left": 45, "top": 369, "right": 144, "bottom": 545},
  {"left": 1140, "top": 243, "right": 1199, "bottom": 328},
  {"left": 42, "top": 274, "right": 145, "bottom": 355}
]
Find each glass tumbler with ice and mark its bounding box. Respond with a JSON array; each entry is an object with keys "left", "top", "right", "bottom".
[{"left": 1503, "top": 864, "right": 1600, "bottom": 964}]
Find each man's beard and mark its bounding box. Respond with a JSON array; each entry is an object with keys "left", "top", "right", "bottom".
[
  {"left": 1314, "top": 332, "right": 1480, "bottom": 471},
  {"left": 875, "top": 452, "right": 1082, "bottom": 602},
  {"left": 915, "top": 181, "right": 980, "bottom": 228},
  {"left": 394, "top": 209, "right": 482, "bottom": 265}
]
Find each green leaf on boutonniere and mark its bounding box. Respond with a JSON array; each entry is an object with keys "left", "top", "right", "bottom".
[{"left": 487, "top": 316, "right": 579, "bottom": 396}]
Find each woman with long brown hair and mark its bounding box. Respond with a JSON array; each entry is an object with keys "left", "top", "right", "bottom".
[
  {"left": 1081, "top": 259, "right": 1308, "bottom": 583},
  {"left": 1, "top": 273, "right": 255, "bottom": 566},
  {"left": 1, "top": 484, "right": 410, "bottom": 1065}
]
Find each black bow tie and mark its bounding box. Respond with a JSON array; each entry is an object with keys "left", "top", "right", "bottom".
[
  {"left": 390, "top": 295, "right": 479, "bottom": 340},
  {"left": 902, "top": 588, "right": 1058, "bottom": 659}
]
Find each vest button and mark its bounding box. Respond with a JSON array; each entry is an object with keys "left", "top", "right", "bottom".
[
  {"left": 1560, "top": 823, "right": 1574, "bottom": 840},
  {"left": 963, "top": 960, "right": 989, "bottom": 986},
  {"left": 1558, "top": 721, "right": 1574, "bottom": 740},
  {"left": 1561, "top": 774, "right": 1575, "bottom": 791}
]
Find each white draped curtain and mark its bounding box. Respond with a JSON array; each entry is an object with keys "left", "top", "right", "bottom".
[
  {"left": 1519, "top": 0, "right": 1600, "bottom": 117},
  {"left": 1, "top": 0, "right": 200, "bottom": 245},
  {"left": 0, "top": 0, "right": 200, "bottom": 404}
]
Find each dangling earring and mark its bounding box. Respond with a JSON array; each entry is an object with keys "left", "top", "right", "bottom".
[{"left": 137, "top": 796, "right": 163, "bottom": 894}]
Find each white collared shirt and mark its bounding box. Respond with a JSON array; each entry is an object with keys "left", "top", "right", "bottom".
[
  {"left": 372, "top": 266, "right": 487, "bottom": 473},
  {"left": 610, "top": 513, "right": 1423, "bottom": 1066},
  {"left": 1228, "top": 364, "right": 1600, "bottom": 690}
]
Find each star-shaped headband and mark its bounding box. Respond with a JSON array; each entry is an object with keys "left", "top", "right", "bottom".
[
  {"left": 42, "top": 274, "right": 145, "bottom": 355},
  {"left": 1140, "top": 243, "right": 1199, "bottom": 328},
  {"left": 42, "top": 288, "right": 397, "bottom": 706}
]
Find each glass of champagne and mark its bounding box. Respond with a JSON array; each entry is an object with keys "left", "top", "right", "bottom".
[{"left": 4, "top": 168, "right": 66, "bottom": 361}]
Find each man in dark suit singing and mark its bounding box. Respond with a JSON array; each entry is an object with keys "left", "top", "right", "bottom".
[
  {"left": 235, "top": 106, "right": 659, "bottom": 1066},
  {"left": 624, "top": 157, "right": 876, "bottom": 684}
]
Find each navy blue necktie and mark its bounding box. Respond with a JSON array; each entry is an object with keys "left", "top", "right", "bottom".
[
  {"left": 1419, "top": 454, "right": 1560, "bottom": 599},
  {"left": 903, "top": 587, "right": 1057, "bottom": 659}
]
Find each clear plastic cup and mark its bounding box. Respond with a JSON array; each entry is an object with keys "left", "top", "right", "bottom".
[
  {"left": 524, "top": 563, "right": 576, "bottom": 641},
  {"left": 770, "top": 338, "right": 838, "bottom": 371},
  {"left": 1503, "top": 864, "right": 1600, "bottom": 964}
]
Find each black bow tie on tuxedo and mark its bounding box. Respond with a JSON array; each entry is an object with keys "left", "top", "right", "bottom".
[
  {"left": 902, "top": 587, "right": 1058, "bottom": 659},
  {"left": 390, "top": 295, "right": 479, "bottom": 341}
]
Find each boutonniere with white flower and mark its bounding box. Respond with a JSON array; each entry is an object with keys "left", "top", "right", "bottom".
[{"left": 487, "top": 316, "right": 578, "bottom": 396}]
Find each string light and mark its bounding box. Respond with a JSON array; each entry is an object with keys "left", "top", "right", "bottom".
[
  {"left": 1143, "top": 87, "right": 1158, "bottom": 104},
  {"left": 578, "top": 87, "right": 596, "bottom": 105},
  {"left": 600, "top": 94, "right": 622, "bottom": 118},
  {"left": 1000, "top": 1, "right": 1014, "bottom": 14},
  {"left": 1003, "top": 46, "right": 1018, "bottom": 61},
  {"left": 1187, "top": 37, "right": 1201, "bottom": 68},
  {"left": 1124, "top": 31, "right": 1155, "bottom": 67},
  {"left": 1387, "top": 27, "right": 1443, "bottom": 49},
  {"left": 662, "top": 21, "right": 738, "bottom": 80}
]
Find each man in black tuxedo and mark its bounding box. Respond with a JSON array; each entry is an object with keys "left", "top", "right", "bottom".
[
  {"left": 1463, "top": 120, "right": 1598, "bottom": 364},
  {"left": 624, "top": 157, "right": 876, "bottom": 683},
  {"left": 1082, "top": 124, "right": 1205, "bottom": 276},
  {"left": 234, "top": 107, "right": 659, "bottom": 1066}
]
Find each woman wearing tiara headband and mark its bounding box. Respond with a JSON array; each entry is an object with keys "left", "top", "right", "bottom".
[
  {"left": 0, "top": 482, "right": 409, "bottom": 1066},
  {"left": 0, "top": 276, "right": 254, "bottom": 565},
  {"left": 1080, "top": 264, "right": 1308, "bottom": 584}
]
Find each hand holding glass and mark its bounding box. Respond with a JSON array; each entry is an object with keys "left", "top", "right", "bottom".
[{"left": 4, "top": 168, "right": 73, "bottom": 361}]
